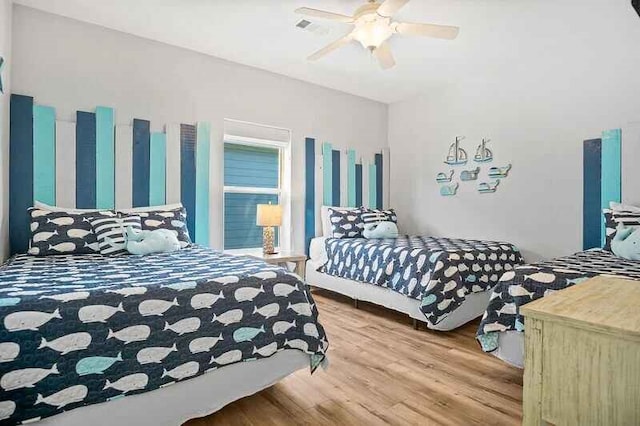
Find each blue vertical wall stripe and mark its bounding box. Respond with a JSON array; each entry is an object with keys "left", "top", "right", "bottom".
[
  {"left": 149, "top": 132, "right": 167, "bottom": 206},
  {"left": 132, "top": 119, "right": 151, "bottom": 207},
  {"left": 95, "top": 106, "right": 115, "bottom": 209},
  {"left": 331, "top": 150, "right": 340, "bottom": 206},
  {"left": 369, "top": 164, "right": 377, "bottom": 208},
  {"left": 347, "top": 149, "right": 356, "bottom": 207},
  {"left": 180, "top": 124, "right": 197, "bottom": 240},
  {"left": 195, "top": 122, "right": 211, "bottom": 246},
  {"left": 9, "top": 95, "right": 34, "bottom": 254},
  {"left": 355, "top": 164, "right": 363, "bottom": 207},
  {"left": 322, "top": 142, "right": 332, "bottom": 205},
  {"left": 375, "top": 153, "right": 383, "bottom": 209},
  {"left": 33, "top": 105, "right": 56, "bottom": 206},
  {"left": 600, "top": 129, "right": 622, "bottom": 245},
  {"left": 76, "top": 111, "right": 97, "bottom": 209},
  {"left": 304, "top": 138, "right": 315, "bottom": 254},
  {"left": 583, "top": 139, "right": 602, "bottom": 250}
]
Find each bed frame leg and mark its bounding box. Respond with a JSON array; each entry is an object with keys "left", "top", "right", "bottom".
[
  {"left": 354, "top": 299, "right": 359, "bottom": 309},
  {"left": 412, "top": 318, "right": 419, "bottom": 330}
]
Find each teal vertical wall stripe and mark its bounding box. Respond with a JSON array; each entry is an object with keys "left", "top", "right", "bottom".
[
  {"left": 355, "top": 164, "right": 362, "bottom": 207},
  {"left": 132, "top": 119, "right": 151, "bottom": 207},
  {"left": 322, "top": 142, "right": 332, "bottom": 205},
  {"left": 369, "top": 164, "right": 377, "bottom": 209},
  {"left": 600, "top": 128, "right": 622, "bottom": 245},
  {"left": 33, "top": 105, "right": 56, "bottom": 205},
  {"left": 95, "top": 106, "right": 115, "bottom": 209},
  {"left": 583, "top": 139, "right": 602, "bottom": 250},
  {"left": 76, "top": 111, "right": 96, "bottom": 209},
  {"left": 305, "top": 138, "right": 315, "bottom": 255},
  {"left": 10, "top": 94, "right": 34, "bottom": 255},
  {"left": 347, "top": 149, "right": 356, "bottom": 207},
  {"left": 149, "top": 132, "right": 167, "bottom": 206},
  {"left": 195, "top": 122, "right": 211, "bottom": 246}
]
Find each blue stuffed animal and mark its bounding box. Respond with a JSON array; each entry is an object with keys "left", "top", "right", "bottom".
[
  {"left": 611, "top": 224, "right": 640, "bottom": 261},
  {"left": 125, "top": 226, "right": 181, "bottom": 255},
  {"left": 362, "top": 221, "right": 399, "bottom": 239}
]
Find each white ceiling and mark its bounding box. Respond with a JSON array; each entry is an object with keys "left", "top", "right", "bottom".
[{"left": 12, "top": 0, "right": 640, "bottom": 104}]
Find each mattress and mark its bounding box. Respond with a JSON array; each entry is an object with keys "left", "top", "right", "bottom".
[
  {"left": 0, "top": 246, "right": 328, "bottom": 425},
  {"left": 310, "top": 236, "right": 523, "bottom": 328},
  {"left": 477, "top": 249, "right": 640, "bottom": 362}
]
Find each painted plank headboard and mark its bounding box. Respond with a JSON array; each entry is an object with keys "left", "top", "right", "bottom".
[
  {"left": 304, "top": 137, "right": 390, "bottom": 253},
  {"left": 583, "top": 128, "right": 622, "bottom": 250},
  {"left": 9, "top": 94, "right": 212, "bottom": 255}
]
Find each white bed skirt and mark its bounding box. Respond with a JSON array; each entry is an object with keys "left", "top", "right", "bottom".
[
  {"left": 37, "top": 350, "right": 310, "bottom": 426},
  {"left": 490, "top": 330, "right": 524, "bottom": 368},
  {"left": 306, "top": 259, "right": 490, "bottom": 331}
]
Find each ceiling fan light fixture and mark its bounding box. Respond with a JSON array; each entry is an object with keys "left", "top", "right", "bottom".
[{"left": 351, "top": 18, "right": 394, "bottom": 49}]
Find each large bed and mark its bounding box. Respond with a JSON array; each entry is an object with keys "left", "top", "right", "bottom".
[
  {"left": 307, "top": 234, "right": 523, "bottom": 331},
  {"left": 0, "top": 246, "right": 328, "bottom": 425},
  {"left": 476, "top": 249, "right": 640, "bottom": 368}
]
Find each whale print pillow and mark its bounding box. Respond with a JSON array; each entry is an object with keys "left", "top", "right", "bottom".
[
  {"left": 328, "top": 207, "right": 365, "bottom": 238},
  {"left": 118, "top": 206, "right": 191, "bottom": 248},
  {"left": 27, "top": 208, "right": 117, "bottom": 256}
]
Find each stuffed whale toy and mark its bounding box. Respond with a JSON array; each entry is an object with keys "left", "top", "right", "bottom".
[
  {"left": 611, "top": 224, "right": 640, "bottom": 261},
  {"left": 362, "top": 221, "right": 399, "bottom": 239},
  {"left": 125, "top": 226, "right": 181, "bottom": 255}
]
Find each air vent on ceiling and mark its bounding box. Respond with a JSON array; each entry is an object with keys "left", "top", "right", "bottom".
[{"left": 295, "top": 19, "right": 330, "bottom": 36}]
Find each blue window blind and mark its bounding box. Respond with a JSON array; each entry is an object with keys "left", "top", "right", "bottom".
[
  {"left": 224, "top": 143, "right": 281, "bottom": 250},
  {"left": 224, "top": 143, "right": 279, "bottom": 189}
]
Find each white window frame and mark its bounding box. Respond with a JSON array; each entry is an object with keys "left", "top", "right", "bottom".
[{"left": 222, "top": 133, "right": 291, "bottom": 255}]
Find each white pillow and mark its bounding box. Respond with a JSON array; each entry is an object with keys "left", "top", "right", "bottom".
[
  {"left": 610, "top": 202, "right": 640, "bottom": 213},
  {"left": 320, "top": 206, "right": 359, "bottom": 237},
  {"left": 118, "top": 203, "right": 184, "bottom": 213},
  {"left": 34, "top": 201, "right": 100, "bottom": 213}
]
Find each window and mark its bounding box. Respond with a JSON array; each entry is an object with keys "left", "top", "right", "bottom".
[{"left": 223, "top": 121, "right": 291, "bottom": 252}]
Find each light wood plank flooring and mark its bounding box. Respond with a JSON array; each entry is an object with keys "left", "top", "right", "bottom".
[{"left": 185, "top": 290, "right": 523, "bottom": 425}]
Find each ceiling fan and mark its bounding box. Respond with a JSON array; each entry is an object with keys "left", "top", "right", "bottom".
[{"left": 295, "top": 0, "right": 459, "bottom": 69}]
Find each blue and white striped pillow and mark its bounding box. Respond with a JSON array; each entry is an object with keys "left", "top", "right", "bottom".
[
  {"left": 361, "top": 208, "right": 397, "bottom": 225},
  {"left": 89, "top": 215, "right": 142, "bottom": 256}
]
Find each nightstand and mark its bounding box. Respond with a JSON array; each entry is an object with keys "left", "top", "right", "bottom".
[{"left": 250, "top": 252, "right": 307, "bottom": 279}]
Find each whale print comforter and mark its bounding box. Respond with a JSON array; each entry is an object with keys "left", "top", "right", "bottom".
[
  {"left": 476, "top": 249, "right": 640, "bottom": 352},
  {"left": 320, "top": 236, "right": 523, "bottom": 327},
  {"left": 0, "top": 246, "right": 328, "bottom": 425}
]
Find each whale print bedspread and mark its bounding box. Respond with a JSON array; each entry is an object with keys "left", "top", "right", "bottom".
[
  {"left": 0, "top": 246, "right": 328, "bottom": 425},
  {"left": 476, "top": 249, "right": 640, "bottom": 352},
  {"left": 320, "top": 236, "right": 523, "bottom": 326}
]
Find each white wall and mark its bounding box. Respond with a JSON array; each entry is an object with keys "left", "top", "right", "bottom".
[
  {"left": 389, "top": 0, "right": 640, "bottom": 261},
  {"left": 11, "top": 5, "right": 388, "bottom": 253},
  {"left": 0, "top": 0, "right": 12, "bottom": 261}
]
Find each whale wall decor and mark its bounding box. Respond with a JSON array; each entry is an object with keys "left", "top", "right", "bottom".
[
  {"left": 436, "top": 170, "right": 454, "bottom": 183},
  {"left": 304, "top": 139, "right": 390, "bottom": 254},
  {"left": 9, "top": 94, "right": 212, "bottom": 254}
]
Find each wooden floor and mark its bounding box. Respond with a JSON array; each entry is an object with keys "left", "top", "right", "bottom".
[{"left": 185, "top": 290, "right": 523, "bottom": 426}]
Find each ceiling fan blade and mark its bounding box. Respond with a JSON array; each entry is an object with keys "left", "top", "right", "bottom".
[
  {"left": 308, "top": 35, "right": 353, "bottom": 61},
  {"left": 374, "top": 42, "right": 396, "bottom": 70},
  {"left": 295, "top": 7, "right": 354, "bottom": 23},
  {"left": 377, "top": 0, "right": 410, "bottom": 17},
  {"left": 395, "top": 22, "right": 460, "bottom": 40}
]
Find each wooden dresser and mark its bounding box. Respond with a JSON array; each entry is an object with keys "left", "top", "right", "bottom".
[{"left": 521, "top": 276, "right": 640, "bottom": 426}]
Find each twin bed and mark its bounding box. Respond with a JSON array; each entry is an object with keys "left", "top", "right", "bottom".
[{"left": 0, "top": 244, "right": 327, "bottom": 425}]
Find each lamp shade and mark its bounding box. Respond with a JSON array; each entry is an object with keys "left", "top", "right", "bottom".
[{"left": 256, "top": 204, "right": 282, "bottom": 227}]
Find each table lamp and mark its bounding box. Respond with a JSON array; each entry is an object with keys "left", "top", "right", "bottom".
[{"left": 256, "top": 203, "right": 282, "bottom": 254}]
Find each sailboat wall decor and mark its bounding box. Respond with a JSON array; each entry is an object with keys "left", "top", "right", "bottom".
[
  {"left": 474, "top": 138, "right": 493, "bottom": 163},
  {"left": 436, "top": 170, "right": 454, "bottom": 183},
  {"left": 444, "top": 136, "right": 468, "bottom": 166},
  {"left": 460, "top": 167, "right": 480, "bottom": 181}
]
